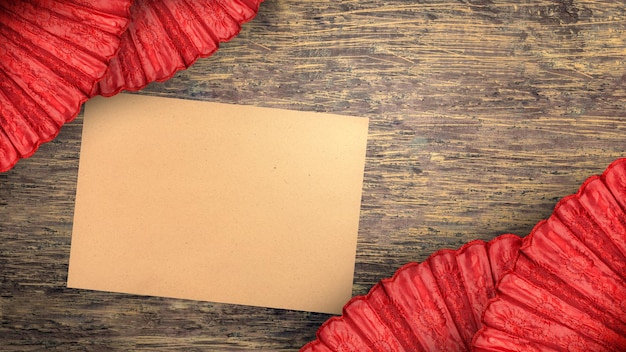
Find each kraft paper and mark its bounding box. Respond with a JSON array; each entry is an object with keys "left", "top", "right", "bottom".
[{"left": 68, "top": 94, "right": 369, "bottom": 314}]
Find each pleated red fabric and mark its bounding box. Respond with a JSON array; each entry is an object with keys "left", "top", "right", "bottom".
[
  {"left": 301, "top": 235, "right": 523, "bottom": 352},
  {"left": 0, "top": 0, "right": 131, "bottom": 172},
  {"left": 473, "top": 157, "right": 626, "bottom": 352},
  {"left": 93, "top": 0, "right": 264, "bottom": 97}
]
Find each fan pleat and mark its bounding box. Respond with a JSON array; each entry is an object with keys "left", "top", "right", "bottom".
[
  {"left": 0, "top": 19, "right": 98, "bottom": 94},
  {"left": 555, "top": 197, "right": 626, "bottom": 280},
  {"left": 316, "top": 315, "right": 373, "bottom": 351},
  {"left": 0, "top": 63, "right": 56, "bottom": 135},
  {"left": 473, "top": 330, "right": 557, "bottom": 352},
  {"left": 320, "top": 299, "right": 407, "bottom": 352},
  {"left": 502, "top": 273, "right": 625, "bottom": 349},
  {"left": 518, "top": 252, "right": 626, "bottom": 338},
  {"left": 192, "top": 0, "right": 244, "bottom": 43},
  {"left": 579, "top": 178, "right": 626, "bottom": 260},
  {"left": 456, "top": 243, "right": 493, "bottom": 330},
  {"left": 130, "top": 0, "right": 174, "bottom": 83},
  {"left": 480, "top": 297, "right": 611, "bottom": 351},
  {"left": 24, "top": 1, "right": 128, "bottom": 54},
  {"left": 486, "top": 234, "right": 520, "bottom": 283},
  {"left": 430, "top": 251, "right": 477, "bottom": 347},
  {"left": 67, "top": 0, "right": 132, "bottom": 17},
  {"left": 0, "top": 83, "right": 45, "bottom": 156},
  {"left": 527, "top": 218, "right": 626, "bottom": 319},
  {"left": 390, "top": 263, "right": 467, "bottom": 350},
  {"left": 217, "top": 0, "right": 262, "bottom": 23},
  {"left": 368, "top": 284, "right": 427, "bottom": 350},
  {"left": 151, "top": 1, "right": 201, "bottom": 65},
  {"left": 605, "top": 160, "right": 626, "bottom": 211},
  {"left": 0, "top": 33, "right": 78, "bottom": 128},
  {"left": 3, "top": 1, "right": 126, "bottom": 64},
  {"left": 101, "top": 30, "right": 146, "bottom": 94},
  {"left": 346, "top": 300, "right": 407, "bottom": 351}
]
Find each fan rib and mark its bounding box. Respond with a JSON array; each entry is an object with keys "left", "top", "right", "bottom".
[
  {"left": 554, "top": 197, "right": 626, "bottom": 282},
  {"left": 104, "top": 30, "right": 148, "bottom": 95},
  {"left": 456, "top": 243, "right": 491, "bottom": 332},
  {"left": 529, "top": 218, "right": 626, "bottom": 328},
  {"left": 604, "top": 159, "right": 626, "bottom": 212},
  {"left": 145, "top": 0, "right": 191, "bottom": 69},
  {"left": 578, "top": 179, "right": 626, "bottom": 261},
  {"left": 368, "top": 283, "right": 428, "bottom": 351},
  {"left": 0, "top": 20, "right": 99, "bottom": 94},
  {"left": 344, "top": 299, "right": 407, "bottom": 351},
  {"left": 0, "top": 84, "right": 41, "bottom": 157},
  {"left": 499, "top": 272, "right": 626, "bottom": 350},
  {"left": 154, "top": 1, "right": 201, "bottom": 66}
]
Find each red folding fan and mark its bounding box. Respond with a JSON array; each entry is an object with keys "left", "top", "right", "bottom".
[
  {"left": 0, "top": 0, "right": 131, "bottom": 172},
  {"left": 302, "top": 157, "right": 626, "bottom": 352},
  {"left": 473, "top": 157, "right": 626, "bottom": 352},
  {"left": 93, "top": 0, "right": 264, "bottom": 97}
]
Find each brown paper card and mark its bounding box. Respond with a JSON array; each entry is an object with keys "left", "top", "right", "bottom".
[{"left": 68, "top": 94, "right": 368, "bottom": 314}]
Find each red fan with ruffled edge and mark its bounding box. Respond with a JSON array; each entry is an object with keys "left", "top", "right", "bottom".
[
  {"left": 473, "top": 157, "right": 626, "bottom": 352},
  {"left": 93, "top": 0, "right": 264, "bottom": 97},
  {"left": 301, "top": 234, "right": 523, "bottom": 352},
  {"left": 0, "top": 0, "right": 131, "bottom": 172}
]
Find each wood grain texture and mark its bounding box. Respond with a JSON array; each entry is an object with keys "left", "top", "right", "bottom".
[{"left": 1, "top": 0, "right": 625, "bottom": 350}]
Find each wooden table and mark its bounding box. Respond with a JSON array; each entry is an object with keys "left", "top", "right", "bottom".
[{"left": 1, "top": 0, "right": 625, "bottom": 350}]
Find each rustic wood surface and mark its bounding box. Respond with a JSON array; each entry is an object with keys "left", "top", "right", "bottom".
[{"left": 1, "top": 0, "right": 625, "bottom": 350}]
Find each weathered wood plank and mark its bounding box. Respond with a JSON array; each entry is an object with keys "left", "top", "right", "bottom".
[{"left": 1, "top": 0, "right": 625, "bottom": 350}]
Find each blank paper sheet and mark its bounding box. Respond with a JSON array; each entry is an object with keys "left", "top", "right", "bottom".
[{"left": 68, "top": 94, "right": 369, "bottom": 314}]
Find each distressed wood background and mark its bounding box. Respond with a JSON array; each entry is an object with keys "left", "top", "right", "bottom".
[{"left": 1, "top": 0, "right": 625, "bottom": 350}]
